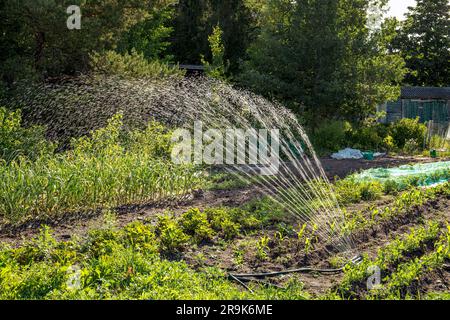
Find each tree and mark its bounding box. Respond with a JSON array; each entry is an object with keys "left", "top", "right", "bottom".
[
  {"left": 201, "top": 25, "right": 229, "bottom": 80},
  {"left": 117, "top": 2, "right": 177, "bottom": 62},
  {"left": 396, "top": 0, "right": 450, "bottom": 86},
  {"left": 0, "top": 0, "right": 173, "bottom": 90},
  {"left": 170, "top": 0, "right": 212, "bottom": 65},
  {"left": 209, "top": 0, "right": 258, "bottom": 73},
  {"left": 239, "top": 0, "right": 406, "bottom": 125},
  {"left": 169, "top": 0, "right": 257, "bottom": 73}
]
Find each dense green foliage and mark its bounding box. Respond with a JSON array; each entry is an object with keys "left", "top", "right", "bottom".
[
  {"left": 201, "top": 26, "right": 229, "bottom": 80},
  {"left": 170, "top": 0, "right": 257, "bottom": 74},
  {"left": 311, "top": 117, "right": 428, "bottom": 154},
  {"left": 0, "top": 107, "right": 55, "bottom": 162},
  {"left": 239, "top": 0, "right": 406, "bottom": 123},
  {"left": 0, "top": 222, "right": 308, "bottom": 300},
  {"left": 1, "top": 177, "right": 448, "bottom": 300},
  {"left": 390, "top": 118, "right": 427, "bottom": 150},
  {"left": 89, "top": 50, "right": 184, "bottom": 79},
  {"left": 395, "top": 0, "right": 450, "bottom": 86},
  {"left": 337, "top": 222, "right": 449, "bottom": 299},
  {"left": 0, "top": 0, "right": 445, "bottom": 126},
  {"left": 0, "top": 0, "right": 448, "bottom": 302},
  {"left": 0, "top": 113, "right": 202, "bottom": 223},
  {"left": 0, "top": 0, "right": 177, "bottom": 90}
]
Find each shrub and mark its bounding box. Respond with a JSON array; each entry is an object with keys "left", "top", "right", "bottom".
[
  {"left": 0, "top": 107, "right": 54, "bottom": 162},
  {"left": 180, "top": 208, "right": 215, "bottom": 242},
  {"left": 201, "top": 25, "right": 229, "bottom": 80},
  {"left": 155, "top": 214, "right": 190, "bottom": 252},
  {"left": 90, "top": 49, "right": 184, "bottom": 79},
  {"left": 311, "top": 120, "right": 351, "bottom": 153},
  {"left": 351, "top": 123, "right": 391, "bottom": 151},
  {"left": 390, "top": 118, "right": 427, "bottom": 150},
  {"left": 403, "top": 138, "right": 420, "bottom": 154},
  {"left": 204, "top": 208, "right": 240, "bottom": 240},
  {"left": 383, "top": 135, "right": 395, "bottom": 151},
  {"left": 359, "top": 181, "right": 383, "bottom": 201}
]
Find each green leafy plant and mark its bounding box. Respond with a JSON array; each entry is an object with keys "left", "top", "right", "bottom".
[
  {"left": 0, "top": 114, "right": 203, "bottom": 223},
  {"left": 180, "top": 208, "right": 215, "bottom": 243},
  {"left": 201, "top": 25, "right": 229, "bottom": 80},
  {"left": 90, "top": 49, "right": 184, "bottom": 79},
  {"left": 155, "top": 214, "right": 190, "bottom": 253},
  {"left": 206, "top": 208, "right": 240, "bottom": 239},
  {"left": 256, "top": 236, "right": 270, "bottom": 261},
  {"left": 0, "top": 107, "right": 55, "bottom": 162},
  {"left": 311, "top": 120, "right": 351, "bottom": 154},
  {"left": 390, "top": 118, "right": 427, "bottom": 151}
]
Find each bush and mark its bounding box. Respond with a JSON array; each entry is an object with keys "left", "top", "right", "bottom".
[
  {"left": 122, "top": 222, "right": 158, "bottom": 253},
  {"left": 90, "top": 50, "right": 185, "bottom": 79},
  {"left": 351, "top": 123, "right": 391, "bottom": 151},
  {"left": 403, "top": 138, "right": 420, "bottom": 154},
  {"left": 383, "top": 135, "right": 395, "bottom": 151},
  {"left": 204, "top": 208, "right": 240, "bottom": 240},
  {"left": 180, "top": 209, "right": 215, "bottom": 242},
  {"left": 311, "top": 120, "right": 351, "bottom": 153},
  {"left": 155, "top": 214, "right": 190, "bottom": 253},
  {"left": 390, "top": 118, "right": 427, "bottom": 150},
  {"left": 0, "top": 107, "right": 54, "bottom": 162},
  {"left": 359, "top": 181, "right": 383, "bottom": 201}
]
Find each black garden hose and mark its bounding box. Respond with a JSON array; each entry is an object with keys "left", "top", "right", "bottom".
[
  {"left": 229, "top": 266, "right": 344, "bottom": 279},
  {"left": 228, "top": 255, "right": 362, "bottom": 290}
]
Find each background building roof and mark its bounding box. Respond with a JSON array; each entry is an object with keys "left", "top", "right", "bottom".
[{"left": 401, "top": 87, "right": 450, "bottom": 100}]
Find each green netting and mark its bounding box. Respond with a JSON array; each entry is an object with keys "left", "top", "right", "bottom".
[{"left": 353, "top": 161, "right": 450, "bottom": 187}]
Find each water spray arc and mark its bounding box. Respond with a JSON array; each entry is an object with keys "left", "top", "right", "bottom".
[{"left": 8, "top": 76, "right": 360, "bottom": 274}]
